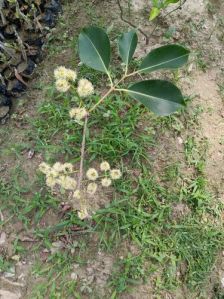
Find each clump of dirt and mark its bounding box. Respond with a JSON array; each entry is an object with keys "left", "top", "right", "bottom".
[
  {"left": 71, "top": 251, "right": 114, "bottom": 296},
  {"left": 171, "top": 202, "right": 191, "bottom": 220},
  {"left": 0, "top": 289, "right": 21, "bottom": 299}
]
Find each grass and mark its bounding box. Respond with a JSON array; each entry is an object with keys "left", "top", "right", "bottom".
[
  {"left": 0, "top": 8, "right": 223, "bottom": 298},
  {"left": 1, "top": 79, "right": 223, "bottom": 298}
]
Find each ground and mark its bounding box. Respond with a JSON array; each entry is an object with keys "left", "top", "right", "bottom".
[{"left": 0, "top": 0, "right": 224, "bottom": 298}]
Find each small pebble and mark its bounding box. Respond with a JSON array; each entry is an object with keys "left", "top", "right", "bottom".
[
  {"left": 221, "top": 277, "right": 224, "bottom": 288},
  {"left": 177, "top": 137, "right": 183, "bottom": 144},
  {"left": 70, "top": 272, "right": 78, "bottom": 280}
]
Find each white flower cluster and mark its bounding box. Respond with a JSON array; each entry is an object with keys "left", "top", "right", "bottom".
[
  {"left": 85, "top": 161, "right": 122, "bottom": 191},
  {"left": 54, "top": 66, "right": 94, "bottom": 97},
  {"left": 69, "top": 107, "right": 88, "bottom": 121},
  {"left": 54, "top": 66, "right": 77, "bottom": 93},
  {"left": 77, "top": 78, "right": 94, "bottom": 98},
  {"left": 74, "top": 162, "right": 122, "bottom": 220},
  {"left": 39, "top": 162, "right": 76, "bottom": 190},
  {"left": 54, "top": 66, "right": 94, "bottom": 121},
  {"left": 54, "top": 66, "right": 77, "bottom": 82},
  {"left": 39, "top": 160, "right": 122, "bottom": 221}
]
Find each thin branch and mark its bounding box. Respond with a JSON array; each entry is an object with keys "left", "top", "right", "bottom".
[
  {"left": 117, "top": 0, "right": 149, "bottom": 45},
  {"left": 75, "top": 69, "right": 140, "bottom": 189},
  {"left": 117, "top": 0, "right": 187, "bottom": 45},
  {"left": 89, "top": 86, "right": 115, "bottom": 113},
  {"left": 148, "top": 0, "right": 187, "bottom": 39},
  {"left": 106, "top": 71, "right": 114, "bottom": 87},
  {"left": 0, "top": 210, "right": 4, "bottom": 222},
  {"left": 0, "top": 277, "right": 25, "bottom": 287},
  {"left": 77, "top": 115, "right": 88, "bottom": 190},
  {"left": 14, "top": 27, "right": 27, "bottom": 61}
]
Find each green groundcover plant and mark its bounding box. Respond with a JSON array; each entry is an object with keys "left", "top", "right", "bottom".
[
  {"left": 39, "top": 26, "right": 190, "bottom": 219},
  {"left": 149, "top": 0, "right": 184, "bottom": 21}
]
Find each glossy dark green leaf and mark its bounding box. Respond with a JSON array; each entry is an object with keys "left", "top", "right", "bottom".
[
  {"left": 127, "top": 80, "right": 185, "bottom": 116},
  {"left": 78, "top": 26, "right": 110, "bottom": 73},
  {"left": 139, "top": 45, "right": 189, "bottom": 73},
  {"left": 118, "top": 30, "right": 138, "bottom": 65}
]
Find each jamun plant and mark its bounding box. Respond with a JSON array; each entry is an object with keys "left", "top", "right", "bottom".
[
  {"left": 39, "top": 26, "right": 190, "bottom": 219},
  {"left": 149, "top": 0, "right": 186, "bottom": 21}
]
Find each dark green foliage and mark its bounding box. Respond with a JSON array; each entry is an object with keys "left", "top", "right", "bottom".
[{"left": 78, "top": 26, "right": 190, "bottom": 116}]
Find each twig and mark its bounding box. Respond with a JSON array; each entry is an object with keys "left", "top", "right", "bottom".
[
  {"left": 77, "top": 86, "right": 118, "bottom": 188},
  {"left": 77, "top": 115, "right": 88, "bottom": 189},
  {"left": 117, "top": 0, "right": 149, "bottom": 45},
  {"left": 0, "top": 9, "right": 6, "bottom": 26},
  {"left": 0, "top": 277, "right": 25, "bottom": 287},
  {"left": 207, "top": 19, "right": 218, "bottom": 40},
  {"left": 117, "top": 0, "right": 187, "bottom": 44},
  {"left": 89, "top": 86, "right": 115, "bottom": 113},
  {"left": 0, "top": 210, "right": 4, "bottom": 222},
  {"left": 148, "top": 0, "right": 187, "bottom": 39},
  {"left": 13, "top": 27, "right": 27, "bottom": 61},
  {"left": 14, "top": 68, "right": 28, "bottom": 87},
  {"left": 163, "top": 0, "right": 187, "bottom": 19}
]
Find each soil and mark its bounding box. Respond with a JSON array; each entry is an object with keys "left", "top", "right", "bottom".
[
  {"left": 192, "top": 71, "right": 224, "bottom": 198},
  {"left": 0, "top": 0, "right": 224, "bottom": 298}
]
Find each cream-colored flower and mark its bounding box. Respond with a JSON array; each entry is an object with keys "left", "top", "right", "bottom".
[
  {"left": 46, "top": 176, "right": 57, "bottom": 188},
  {"left": 53, "top": 162, "right": 64, "bottom": 173},
  {"left": 54, "top": 66, "right": 77, "bottom": 82},
  {"left": 110, "top": 169, "right": 122, "bottom": 180},
  {"left": 66, "top": 69, "right": 77, "bottom": 82},
  {"left": 55, "top": 78, "right": 70, "bottom": 92},
  {"left": 69, "top": 107, "right": 88, "bottom": 121},
  {"left": 86, "top": 168, "right": 98, "bottom": 181},
  {"left": 87, "top": 182, "right": 97, "bottom": 195},
  {"left": 73, "top": 189, "right": 81, "bottom": 199},
  {"left": 47, "top": 169, "right": 59, "bottom": 178},
  {"left": 78, "top": 208, "right": 89, "bottom": 220},
  {"left": 54, "top": 66, "right": 67, "bottom": 80},
  {"left": 101, "top": 177, "right": 112, "bottom": 187},
  {"left": 100, "top": 161, "right": 110, "bottom": 171},
  {"left": 62, "top": 163, "right": 74, "bottom": 174},
  {"left": 56, "top": 175, "right": 66, "bottom": 186},
  {"left": 39, "top": 162, "right": 51, "bottom": 175},
  {"left": 58, "top": 176, "right": 77, "bottom": 190},
  {"left": 77, "top": 79, "right": 94, "bottom": 97}
]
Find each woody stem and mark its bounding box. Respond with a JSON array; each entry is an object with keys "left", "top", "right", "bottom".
[
  {"left": 89, "top": 86, "right": 115, "bottom": 112},
  {"left": 77, "top": 114, "right": 88, "bottom": 190}
]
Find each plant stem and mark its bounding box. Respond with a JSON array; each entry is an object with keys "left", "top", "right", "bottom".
[
  {"left": 114, "top": 88, "right": 128, "bottom": 92},
  {"left": 89, "top": 71, "right": 139, "bottom": 113},
  {"left": 107, "top": 71, "right": 114, "bottom": 87},
  {"left": 124, "top": 70, "right": 139, "bottom": 78},
  {"left": 89, "top": 86, "right": 115, "bottom": 112},
  {"left": 76, "top": 69, "right": 138, "bottom": 187},
  {"left": 77, "top": 115, "right": 88, "bottom": 190},
  {"left": 117, "top": 0, "right": 149, "bottom": 45},
  {"left": 90, "top": 68, "right": 140, "bottom": 113}
]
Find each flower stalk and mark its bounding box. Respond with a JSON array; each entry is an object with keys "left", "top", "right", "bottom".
[{"left": 77, "top": 114, "right": 89, "bottom": 190}]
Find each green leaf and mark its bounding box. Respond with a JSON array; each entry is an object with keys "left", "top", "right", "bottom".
[
  {"left": 139, "top": 45, "right": 190, "bottom": 73},
  {"left": 149, "top": 7, "right": 161, "bottom": 21},
  {"left": 164, "top": 0, "right": 180, "bottom": 5},
  {"left": 78, "top": 26, "right": 110, "bottom": 73},
  {"left": 118, "top": 30, "right": 138, "bottom": 66},
  {"left": 126, "top": 80, "right": 185, "bottom": 116}
]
